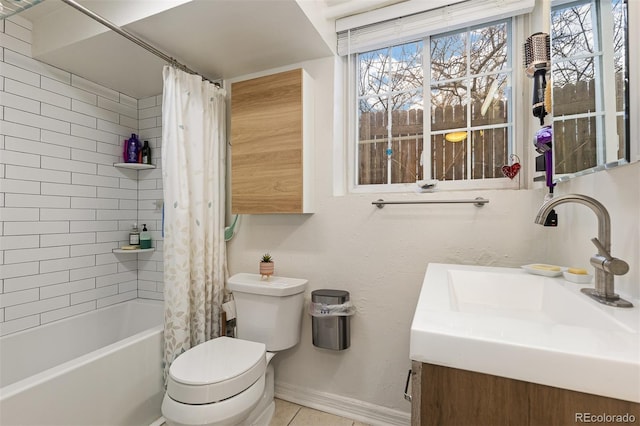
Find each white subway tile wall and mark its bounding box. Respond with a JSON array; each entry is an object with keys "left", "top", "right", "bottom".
[
  {"left": 136, "top": 94, "right": 164, "bottom": 301},
  {"left": 0, "top": 16, "right": 165, "bottom": 336}
]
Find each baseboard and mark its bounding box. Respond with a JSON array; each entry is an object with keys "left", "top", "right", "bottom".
[
  {"left": 148, "top": 416, "right": 164, "bottom": 426},
  {"left": 275, "top": 381, "right": 411, "bottom": 426}
]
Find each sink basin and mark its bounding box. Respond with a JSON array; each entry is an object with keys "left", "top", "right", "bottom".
[
  {"left": 448, "top": 269, "right": 633, "bottom": 333},
  {"left": 410, "top": 263, "right": 640, "bottom": 402}
]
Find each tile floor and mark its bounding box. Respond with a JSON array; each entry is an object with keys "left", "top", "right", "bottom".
[
  {"left": 270, "top": 399, "right": 369, "bottom": 426},
  {"left": 156, "top": 398, "right": 367, "bottom": 426}
]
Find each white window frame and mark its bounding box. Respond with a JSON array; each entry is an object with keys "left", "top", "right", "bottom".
[{"left": 347, "top": 17, "right": 524, "bottom": 194}]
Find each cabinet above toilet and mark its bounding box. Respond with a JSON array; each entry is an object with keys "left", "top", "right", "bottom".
[{"left": 230, "top": 68, "right": 314, "bottom": 214}]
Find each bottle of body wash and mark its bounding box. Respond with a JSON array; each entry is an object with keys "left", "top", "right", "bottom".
[{"left": 126, "top": 133, "right": 140, "bottom": 163}]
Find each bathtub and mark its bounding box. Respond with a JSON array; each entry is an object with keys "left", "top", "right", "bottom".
[{"left": 0, "top": 299, "right": 164, "bottom": 426}]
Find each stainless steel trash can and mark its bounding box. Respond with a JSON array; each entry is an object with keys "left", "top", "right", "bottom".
[{"left": 311, "top": 289, "right": 350, "bottom": 350}]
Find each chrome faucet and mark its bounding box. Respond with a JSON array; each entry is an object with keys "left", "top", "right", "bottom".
[{"left": 535, "top": 194, "right": 632, "bottom": 308}]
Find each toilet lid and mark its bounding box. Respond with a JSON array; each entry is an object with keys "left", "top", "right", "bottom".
[{"left": 167, "top": 336, "right": 266, "bottom": 404}]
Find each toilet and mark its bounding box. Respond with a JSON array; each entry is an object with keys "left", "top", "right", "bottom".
[{"left": 161, "top": 273, "right": 308, "bottom": 426}]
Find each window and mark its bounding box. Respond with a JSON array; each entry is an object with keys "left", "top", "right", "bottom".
[
  {"left": 354, "top": 20, "right": 514, "bottom": 189},
  {"left": 551, "top": 0, "right": 627, "bottom": 174},
  {"left": 357, "top": 42, "right": 424, "bottom": 185}
]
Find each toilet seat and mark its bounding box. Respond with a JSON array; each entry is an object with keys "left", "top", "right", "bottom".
[
  {"left": 162, "top": 374, "right": 266, "bottom": 426},
  {"left": 167, "top": 336, "right": 266, "bottom": 405}
]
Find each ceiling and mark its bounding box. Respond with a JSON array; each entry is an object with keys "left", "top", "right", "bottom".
[{"left": 16, "top": 0, "right": 406, "bottom": 99}]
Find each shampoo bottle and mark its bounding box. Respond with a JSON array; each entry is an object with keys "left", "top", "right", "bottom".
[
  {"left": 141, "top": 141, "right": 152, "bottom": 165},
  {"left": 139, "top": 224, "right": 152, "bottom": 249}
]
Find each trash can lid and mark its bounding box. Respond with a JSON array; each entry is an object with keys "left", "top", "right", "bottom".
[{"left": 312, "top": 289, "right": 349, "bottom": 303}]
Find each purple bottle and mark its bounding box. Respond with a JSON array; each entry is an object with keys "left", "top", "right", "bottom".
[{"left": 126, "top": 133, "right": 140, "bottom": 163}]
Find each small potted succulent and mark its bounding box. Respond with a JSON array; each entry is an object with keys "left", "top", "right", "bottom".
[{"left": 259, "top": 253, "right": 274, "bottom": 279}]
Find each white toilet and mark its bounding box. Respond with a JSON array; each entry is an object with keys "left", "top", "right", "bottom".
[{"left": 161, "top": 273, "right": 308, "bottom": 426}]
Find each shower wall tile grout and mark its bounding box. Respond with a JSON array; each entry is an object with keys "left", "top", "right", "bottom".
[
  {"left": 0, "top": 14, "right": 151, "bottom": 336},
  {"left": 136, "top": 94, "right": 164, "bottom": 302}
]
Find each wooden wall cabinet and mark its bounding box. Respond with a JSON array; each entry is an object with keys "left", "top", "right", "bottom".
[
  {"left": 231, "top": 68, "right": 314, "bottom": 214},
  {"left": 411, "top": 361, "right": 640, "bottom": 426}
]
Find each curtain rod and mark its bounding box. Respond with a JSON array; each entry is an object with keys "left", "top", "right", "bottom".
[{"left": 59, "top": 0, "right": 219, "bottom": 86}]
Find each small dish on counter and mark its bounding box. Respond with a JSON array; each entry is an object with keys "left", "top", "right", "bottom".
[
  {"left": 521, "top": 264, "right": 565, "bottom": 277},
  {"left": 563, "top": 270, "right": 593, "bottom": 284}
]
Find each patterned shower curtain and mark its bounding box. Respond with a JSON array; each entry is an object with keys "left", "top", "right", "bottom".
[{"left": 161, "top": 65, "right": 227, "bottom": 381}]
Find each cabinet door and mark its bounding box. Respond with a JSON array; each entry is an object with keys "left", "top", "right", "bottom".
[
  {"left": 231, "top": 68, "right": 312, "bottom": 214},
  {"left": 414, "top": 363, "right": 640, "bottom": 426},
  {"left": 416, "top": 363, "right": 529, "bottom": 426}
]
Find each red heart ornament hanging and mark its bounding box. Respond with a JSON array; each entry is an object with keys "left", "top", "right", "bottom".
[
  {"left": 501, "top": 163, "right": 521, "bottom": 179},
  {"left": 501, "top": 154, "right": 521, "bottom": 179}
]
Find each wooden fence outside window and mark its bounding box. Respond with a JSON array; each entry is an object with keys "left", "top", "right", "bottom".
[{"left": 357, "top": 73, "right": 624, "bottom": 185}]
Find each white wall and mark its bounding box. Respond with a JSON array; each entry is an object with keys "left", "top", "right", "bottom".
[
  {"left": 226, "top": 56, "right": 638, "bottom": 417},
  {"left": 542, "top": 163, "right": 640, "bottom": 299},
  {"left": 0, "top": 16, "right": 151, "bottom": 336}
]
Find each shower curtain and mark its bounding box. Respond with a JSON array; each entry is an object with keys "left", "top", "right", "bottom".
[{"left": 161, "top": 66, "right": 227, "bottom": 380}]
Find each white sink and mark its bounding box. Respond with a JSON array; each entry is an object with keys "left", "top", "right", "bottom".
[
  {"left": 448, "top": 269, "right": 633, "bottom": 333},
  {"left": 410, "top": 263, "right": 640, "bottom": 402}
]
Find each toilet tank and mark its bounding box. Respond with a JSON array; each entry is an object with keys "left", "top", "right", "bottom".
[{"left": 227, "top": 273, "right": 308, "bottom": 351}]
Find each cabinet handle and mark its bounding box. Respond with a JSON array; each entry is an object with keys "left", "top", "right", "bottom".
[{"left": 403, "top": 369, "right": 412, "bottom": 402}]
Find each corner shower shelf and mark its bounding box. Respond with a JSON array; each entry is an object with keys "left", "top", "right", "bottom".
[
  {"left": 112, "top": 248, "right": 155, "bottom": 253},
  {"left": 113, "top": 162, "right": 155, "bottom": 170}
]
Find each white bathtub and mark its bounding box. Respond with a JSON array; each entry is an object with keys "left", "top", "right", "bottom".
[{"left": 0, "top": 299, "right": 164, "bottom": 426}]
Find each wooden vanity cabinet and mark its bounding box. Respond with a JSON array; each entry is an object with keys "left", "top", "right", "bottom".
[
  {"left": 411, "top": 361, "right": 640, "bottom": 426},
  {"left": 230, "top": 68, "right": 314, "bottom": 214}
]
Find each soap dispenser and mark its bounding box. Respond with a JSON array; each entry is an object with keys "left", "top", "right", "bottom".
[{"left": 139, "top": 224, "right": 152, "bottom": 249}]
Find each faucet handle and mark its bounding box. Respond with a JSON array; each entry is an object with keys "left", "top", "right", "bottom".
[
  {"left": 591, "top": 237, "right": 613, "bottom": 260},
  {"left": 590, "top": 238, "right": 630, "bottom": 276}
]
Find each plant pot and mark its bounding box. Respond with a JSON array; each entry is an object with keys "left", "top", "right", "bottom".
[{"left": 259, "top": 262, "right": 274, "bottom": 279}]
